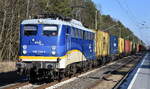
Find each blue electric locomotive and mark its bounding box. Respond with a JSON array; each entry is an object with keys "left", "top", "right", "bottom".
[{"left": 17, "top": 15, "right": 96, "bottom": 80}]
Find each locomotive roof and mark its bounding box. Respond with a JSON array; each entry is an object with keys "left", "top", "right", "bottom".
[{"left": 21, "top": 19, "right": 95, "bottom": 33}]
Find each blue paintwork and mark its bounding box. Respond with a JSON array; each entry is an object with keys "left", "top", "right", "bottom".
[
  {"left": 110, "top": 35, "right": 118, "bottom": 55},
  {"left": 19, "top": 22, "right": 96, "bottom": 60}
]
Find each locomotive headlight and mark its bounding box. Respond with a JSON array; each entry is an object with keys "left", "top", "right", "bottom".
[
  {"left": 51, "top": 46, "right": 56, "bottom": 50},
  {"left": 51, "top": 51, "right": 56, "bottom": 55},
  {"left": 22, "top": 45, "right": 27, "bottom": 49},
  {"left": 23, "top": 50, "right": 27, "bottom": 54},
  {"left": 32, "top": 38, "right": 35, "bottom": 42}
]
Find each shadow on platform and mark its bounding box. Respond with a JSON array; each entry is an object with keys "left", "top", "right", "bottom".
[{"left": 140, "top": 65, "right": 150, "bottom": 69}]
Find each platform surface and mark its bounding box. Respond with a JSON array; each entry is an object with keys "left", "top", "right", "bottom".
[{"left": 127, "top": 53, "right": 150, "bottom": 89}]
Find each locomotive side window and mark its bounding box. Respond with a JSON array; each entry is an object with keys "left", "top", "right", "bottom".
[
  {"left": 43, "top": 25, "right": 58, "bottom": 36},
  {"left": 24, "top": 25, "right": 37, "bottom": 36},
  {"left": 71, "top": 27, "right": 75, "bottom": 37},
  {"left": 75, "top": 28, "right": 78, "bottom": 38},
  {"left": 80, "top": 30, "right": 83, "bottom": 39},
  {"left": 66, "top": 26, "right": 70, "bottom": 35},
  {"left": 88, "top": 32, "right": 90, "bottom": 40},
  {"left": 84, "top": 31, "right": 87, "bottom": 40},
  {"left": 92, "top": 33, "right": 95, "bottom": 40},
  {"left": 78, "top": 29, "right": 81, "bottom": 38}
]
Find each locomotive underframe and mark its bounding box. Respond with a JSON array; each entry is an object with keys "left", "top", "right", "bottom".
[
  {"left": 16, "top": 54, "right": 127, "bottom": 82},
  {"left": 16, "top": 58, "right": 103, "bottom": 81}
]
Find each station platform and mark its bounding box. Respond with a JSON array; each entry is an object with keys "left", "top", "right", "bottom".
[{"left": 118, "top": 53, "right": 150, "bottom": 89}]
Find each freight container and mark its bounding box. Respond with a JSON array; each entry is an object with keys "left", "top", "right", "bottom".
[
  {"left": 132, "top": 42, "right": 136, "bottom": 53},
  {"left": 110, "top": 35, "right": 118, "bottom": 55},
  {"left": 130, "top": 41, "right": 133, "bottom": 52},
  {"left": 136, "top": 44, "right": 140, "bottom": 52},
  {"left": 124, "top": 40, "right": 131, "bottom": 54},
  {"left": 118, "top": 38, "right": 125, "bottom": 54},
  {"left": 96, "top": 30, "right": 109, "bottom": 57},
  {"left": 139, "top": 44, "right": 145, "bottom": 52}
]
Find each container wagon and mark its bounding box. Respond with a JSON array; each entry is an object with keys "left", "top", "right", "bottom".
[
  {"left": 109, "top": 35, "right": 118, "bottom": 60},
  {"left": 124, "top": 40, "right": 131, "bottom": 55},
  {"left": 118, "top": 38, "right": 125, "bottom": 57},
  {"left": 96, "top": 30, "right": 109, "bottom": 64}
]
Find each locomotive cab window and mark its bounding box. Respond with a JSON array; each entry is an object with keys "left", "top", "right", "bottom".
[
  {"left": 43, "top": 25, "right": 58, "bottom": 36},
  {"left": 24, "top": 25, "right": 37, "bottom": 36}
]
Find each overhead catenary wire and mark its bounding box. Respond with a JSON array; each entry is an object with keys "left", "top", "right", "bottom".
[
  {"left": 115, "top": 0, "right": 140, "bottom": 29},
  {"left": 122, "top": 0, "right": 144, "bottom": 41},
  {"left": 123, "top": 1, "right": 150, "bottom": 45},
  {"left": 123, "top": 0, "right": 150, "bottom": 44},
  {"left": 115, "top": 0, "right": 145, "bottom": 44}
]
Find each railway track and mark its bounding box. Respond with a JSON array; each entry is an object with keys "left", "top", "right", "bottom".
[
  {"left": 3, "top": 82, "right": 30, "bottom": 89},
  {"left": 113, "top": 53, "right": 147, "bottom": 89},
  {"left": 2, "top": 53, "right": 144, "bottom": 89},
  {"left": 51, "top": 53, "right": 144, "bottom": 89},
  {"left": 91, "top": 53, "right": 144, "bottom": 89}
]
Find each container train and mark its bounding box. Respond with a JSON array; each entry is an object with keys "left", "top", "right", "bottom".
[{"left": 16, "top": 14, "right": 144, "bottom": 81}]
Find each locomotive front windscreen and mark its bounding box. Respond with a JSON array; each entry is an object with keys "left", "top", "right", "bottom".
[
  {"left": 43, "top": 25, "right": 58, "bottom": 36},
  {"left": 24, "top": 25, "right": 37, "bottom": 36}
]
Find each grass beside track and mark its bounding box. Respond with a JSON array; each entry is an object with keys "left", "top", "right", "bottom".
[{"left": 0, "top": 61, "right": 16, "bottom": 73}]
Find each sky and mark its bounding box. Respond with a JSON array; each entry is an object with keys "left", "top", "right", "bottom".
[{"left": 92, "top": 0, "right": 150, "bottom": 46}]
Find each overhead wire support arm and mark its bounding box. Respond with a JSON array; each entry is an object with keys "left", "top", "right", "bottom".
[{"left": 103, "top": 24, "right": 119, "bottom": 32}]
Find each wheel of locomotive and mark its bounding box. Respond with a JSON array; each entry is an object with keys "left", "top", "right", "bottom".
[
  {"left": 37, "top": 69, "right": 43, "bottom": 81},
  {"left": 88, "top": 60, "right": 92, "bottom": 70},
  {"left": 44, "top": 70, "right": 53, "bottom": 82},
  {"left": 64, "top": 65, "right": 71, "bottom": 77},
  {"left": 17, "top": 68, "right": 25, "bottom": 77},
  {"left": 82, "top": 61, "right": 88, "bottom": 72},
  {"left": 52, "top": 71, "right": 59, "bottom": 80},
  {"left": 58, "top": 69, "right": 65, "bottom": 82},
  {"left": 25, "top": 69, "right": 31, "bottom": 81},
  {"left": 29, "top": 67, "right": 37, "bottom": 83},
  {"left": 47, "top": 70, "right": 55, "bottom": 82},
  {"left": 76, "top": 63, "right": 80, "bottom": 73},
  {"left": 78, "top": 62, "right": 85, "bottom": 73},
  {"left": 64, "top": 64, "right": 77, "bottom": 78},
  {"left": 72, "top": 64, "right": 77, "bottom": 76}
]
